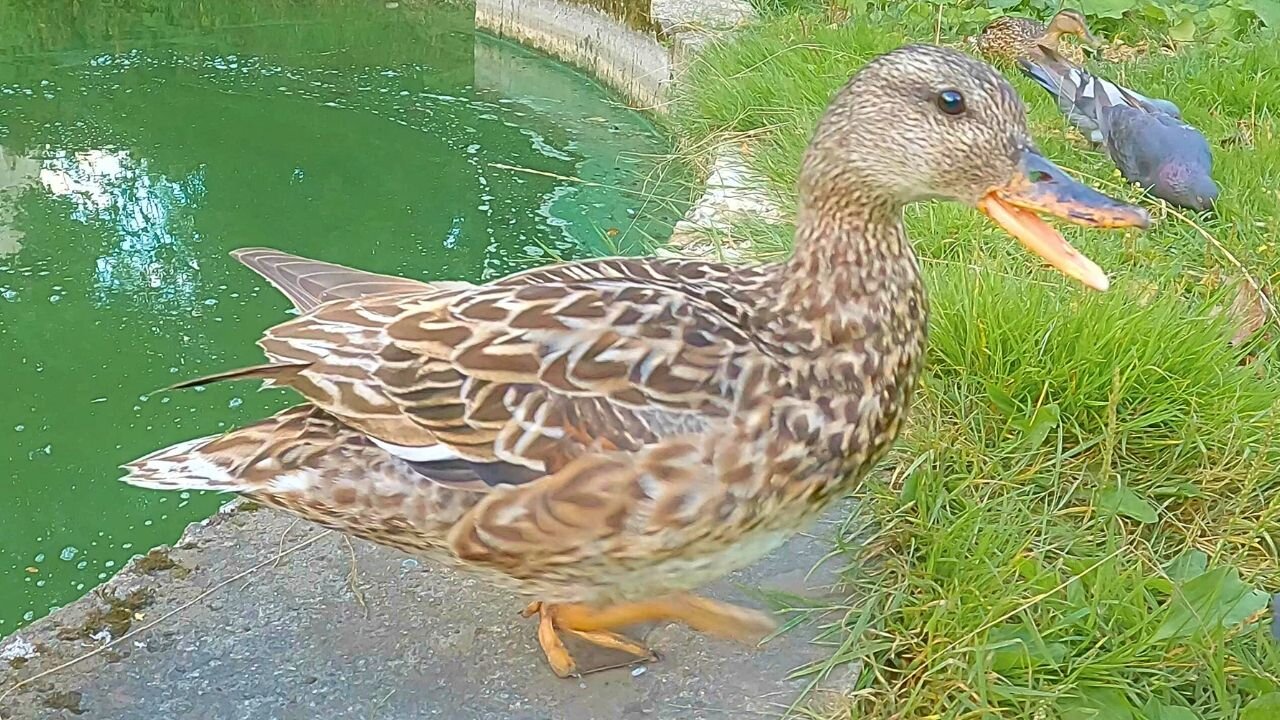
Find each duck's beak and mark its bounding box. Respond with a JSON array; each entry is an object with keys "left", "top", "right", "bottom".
[
  {"left": 1082, "top": 29, "right": 1102, "bottom": 50},
  {"left": 978, "top": 149, "right": 1148, "bottom": 292}
]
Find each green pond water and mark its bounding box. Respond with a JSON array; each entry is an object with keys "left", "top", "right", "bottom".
[{"left": 0, "top": 1, "right": 687, "bottom": 635}]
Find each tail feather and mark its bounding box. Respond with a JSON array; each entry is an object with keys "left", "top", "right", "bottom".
[
  {"left": 165, "top": 362, "right": 309, "bottom": 391},
  {"left": 119, "top": 405, "right": 333, "bottom": 493},
  {"left": 1017, "top": 53, "right": 1064, "bottom": 99},
  {"left": 120, "top": 434, "right": 243, "bottom": 492},
  {"left": 232, "top": 248, "right": 460, "bottom": 313}
]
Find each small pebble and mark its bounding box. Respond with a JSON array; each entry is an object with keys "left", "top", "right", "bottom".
[{"left": 631, "top": 665, "right": 647, "bottom": 677}]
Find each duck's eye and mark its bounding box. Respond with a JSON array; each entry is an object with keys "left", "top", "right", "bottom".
[{"left": 936, "top": 89, "right": 966, "bottom": 116}]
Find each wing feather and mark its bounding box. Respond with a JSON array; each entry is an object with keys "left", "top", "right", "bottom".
[
  {"left": 140, "top": 251, "right": 793, "bottom": 582},
  {"left": 255, "top": 280, "right": 754, "bottom": 475}
]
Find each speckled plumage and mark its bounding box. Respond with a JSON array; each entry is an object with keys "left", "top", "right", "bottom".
[
  {"left": 976, "top": 10, "right": 1098, "bottom": 64},
  {"left": 120, "top": 45, "right": 1145, "bottom": 678}
]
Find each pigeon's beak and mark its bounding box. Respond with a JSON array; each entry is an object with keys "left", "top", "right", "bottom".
[{"left": 978, "top": 148, "right": 1149, "bottom": 292}]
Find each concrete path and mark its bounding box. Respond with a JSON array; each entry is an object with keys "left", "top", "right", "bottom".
[{"left": 1, "top": 501, "right": 859, "bottom": 719}]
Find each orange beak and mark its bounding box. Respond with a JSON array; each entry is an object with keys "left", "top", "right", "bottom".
[{"left": 979, "top": 149, "right": 1149, "bottom": 292}]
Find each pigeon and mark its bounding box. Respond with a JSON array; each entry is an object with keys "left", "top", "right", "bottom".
[
  {"left": 1019, "top": 47, "right": 1217, "bottom": 211},
  {"left": 1094, "top": 80, "right": 1218, "bottom": 211},
  {"left": 1018, "top": 45, "right": 1181, "bottom": 144}
]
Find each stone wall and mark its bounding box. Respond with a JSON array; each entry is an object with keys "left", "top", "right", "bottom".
[
  {"left": 476, "top": 0, "right": 756, "bottom": 111},
  {"left": 475, "top": 0, "right": 671, "bottom": 110}
]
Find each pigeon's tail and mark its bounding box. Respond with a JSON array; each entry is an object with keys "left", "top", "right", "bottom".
[
  {"left": 1018, "top": 45, "right": 1091, "bottom": 115},
  {"left": 1016, "top": 52, "right": 1065, "bottom": 100}
]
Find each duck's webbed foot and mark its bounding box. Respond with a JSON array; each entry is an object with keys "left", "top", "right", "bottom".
[
  {"left": 522, "top": 594, "right": 775, "bottom": 678},
  {"left": 521, "top": 601, "right": 657, "bottom": 678}
]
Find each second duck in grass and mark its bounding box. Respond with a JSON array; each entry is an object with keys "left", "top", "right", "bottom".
[
  {"left": 119, "top": 45, "right": 1147, "bottom": 679},
  {"left": 977, "top": 9, "right": 1101, "bottom": 64}
]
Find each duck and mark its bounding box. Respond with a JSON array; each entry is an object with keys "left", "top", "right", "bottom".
[
  {"left": 119, "top": 45, "right": 1147, "bottom": 678},
  {"left": 1018, "top": 45, "right": 1182, "bottom": 144},
  {"left": 976, "top": 9, "right": 1101, "bottom": 65}
]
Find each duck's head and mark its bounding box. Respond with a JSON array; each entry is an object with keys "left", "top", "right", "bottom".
[
  {"left": 1046, "top": 9, "right": 1101, "bottom": 49},
  {"left": 800, "top": 44, "right": 1147, "bottom": 291}
]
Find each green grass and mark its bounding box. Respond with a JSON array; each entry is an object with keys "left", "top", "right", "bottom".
[{"left": 666, "top": 5, "right": 1280, "bottom": 718}]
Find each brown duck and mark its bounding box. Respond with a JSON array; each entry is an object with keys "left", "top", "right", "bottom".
[
  {"left": 121, "top": 45, "right": 1147, "bottom": 678},
  {"left": 976, "top": 9, "right": 1101, "bottom": 64}
]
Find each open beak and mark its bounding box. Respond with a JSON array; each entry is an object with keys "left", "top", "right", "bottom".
[{"left": 978, "top": 148, "right": 1148, "bottom": 292}]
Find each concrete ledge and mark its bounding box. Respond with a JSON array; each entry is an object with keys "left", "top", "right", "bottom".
[{"left": 0, "top": 501, "right": 856, "bottom": 719}]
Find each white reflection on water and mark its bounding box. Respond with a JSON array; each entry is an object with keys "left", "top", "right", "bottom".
[
  {"left": 37, "top": 148, "right": 206, "bottom": 311},
  {"left": 0, "top": 145, "right": 40, "bottom": 257}
]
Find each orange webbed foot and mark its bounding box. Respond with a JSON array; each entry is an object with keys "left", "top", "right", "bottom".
[
  {"left": 522, "top": 601, "right": 657, "bottom": 678},
  {"left": 522, "top": 595, "right": 776, "bottom": 678}
]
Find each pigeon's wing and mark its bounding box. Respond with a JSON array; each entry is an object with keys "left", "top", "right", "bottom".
[
  {"left": 1068, "top": 69, "right": 1101, "bottom": 124},
  {"left": 1098, "top": 103, "right": 1157, "bottom": 181},
  {"left": 1119, "top": 85, "right": 1211, "bottom": 169},
  {"left": 1174, "top": 121, "right": 1214, "bottom": 169}
]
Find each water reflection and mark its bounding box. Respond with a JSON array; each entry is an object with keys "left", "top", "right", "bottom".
[
  {"left": 472, "top": 36, "right": 684, "bottom": 261},
  {"left": 38, "top": 147, "right": 206, "bottom": 312},
  {"left": 0, "top": 145, "right": 39, "bottom": 256}
]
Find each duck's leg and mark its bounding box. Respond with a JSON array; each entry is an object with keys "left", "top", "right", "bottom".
[{"left": 522, "top": 595, "right": 776, "bottom": 678}]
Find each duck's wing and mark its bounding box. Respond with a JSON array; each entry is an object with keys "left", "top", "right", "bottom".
[
  {"left": 235, "top": 247, "right": 766, "bottom": 314},
  {"left": 251, "top": 278, "right": 754, "bottom": 456},
  {"left": 148, "top": 267, "right": 780, "bottom": 566}
]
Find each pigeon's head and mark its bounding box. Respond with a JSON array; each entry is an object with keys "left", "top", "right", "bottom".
[{"left": 1156, "top": 162, "right": 1219, "bottom": 212}]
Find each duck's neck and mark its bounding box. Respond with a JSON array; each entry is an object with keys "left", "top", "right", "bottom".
[{"left": 772, "top": 186, "right": 927, "bottom": 354}]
